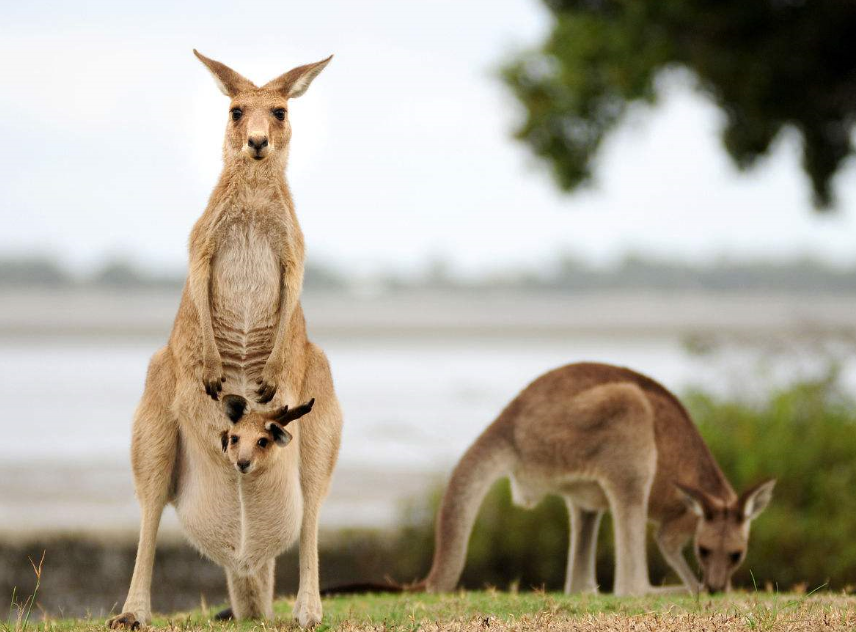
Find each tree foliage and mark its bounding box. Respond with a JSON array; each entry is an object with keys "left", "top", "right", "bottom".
[{"left": 503, "top": 0, "right": 856, "bottom": 209}]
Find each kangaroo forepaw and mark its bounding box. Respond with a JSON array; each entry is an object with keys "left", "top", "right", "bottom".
[
  {"left": 107, "top": 613, "right": 141, "bottom": 630},
  {"left": 202, "top": 361, "right": 224, "bottom": 401},
  {"left": 255, "top": 380, "right": 278, "bottom": 404}
]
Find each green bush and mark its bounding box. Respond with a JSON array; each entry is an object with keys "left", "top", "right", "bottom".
[
  {"left": 687, "top": 372, "right": 856, "bottom": 590},
  {"left": 393, "top": 373, "right": 856, "bottom": 592}
]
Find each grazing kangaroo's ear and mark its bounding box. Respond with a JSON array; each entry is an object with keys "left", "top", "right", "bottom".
[
  {"left": 220, "top": 431, "right": 229, "bottom": 453},
  {"left": 675, "top": 482, "right": 718, "bottom": 520},
  {"left": 264, "top": 421, "right": 293, "bottom": 447},
  {"left": 269, "top": 398, "right": 315, "bottom": 425},
  {"left": 739, "top": 479, "right": 776, "bottom": 521},
  {"left": 193, "top": 49, "right": 257, "bottom": 97},
  {"left": 223, "top": 395, "right": 248, "bottom": 423},
  {"left": 262, "top": 56, "right": 332, "bottom": 99}
]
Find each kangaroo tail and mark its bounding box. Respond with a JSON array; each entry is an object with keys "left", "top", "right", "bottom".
[
  {"left": 320, "top": 422, "right": 515, "bottom": 597},
  {"left": 320, "top": 582, "right": 404, "bottom": 596},
  {"left": 320, "top": 577, "right": 427, "bottom": 596},
  {"left": 423, "top": 422, "right": 516, "bottom": 592}
]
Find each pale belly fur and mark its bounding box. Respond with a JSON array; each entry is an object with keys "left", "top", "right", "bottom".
[
  {"left": 173, "top": 441, "right": 303, "bottom": 575},
  {"left": 211, "top": 223, "right": 282, "bottom": 400},
  {"left": 510, "top": 467, "right": 610, "bottom": 513}
]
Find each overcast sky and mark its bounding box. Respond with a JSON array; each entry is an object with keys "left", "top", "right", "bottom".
[{"left": 2, "top": 0, "right": 855, "bottom": 278}]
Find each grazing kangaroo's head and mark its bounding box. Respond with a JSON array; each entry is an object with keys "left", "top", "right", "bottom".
[
  {"left": 220, "top": 395, "right": 315, "bottom": 474},
  {"left": 676, "top": 479, "right": 776, "bottom": 593},
  {"left": 194, "top": 49, "right": 332, "bottom": 165}
]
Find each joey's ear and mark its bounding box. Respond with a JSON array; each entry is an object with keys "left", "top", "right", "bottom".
[
  {"left": 270, "top": 398, "right": 315, "bottom": 425},
  {"left": 739, "top": 479, "right": 776, "bottom": 521},
  {"left": 262, "top": 56, "right": 332, "bottom": 98},
  {"left": 223, "top": 394, "right": 248, "bottom": 423},
  {"left": 675, "top": 482, "right": 718, "bottom": 520},
  {"left": 193, "top": 49, "right": 256, "bottom": 97},
  {"left": 220, "top": 431, "right": 228, "bottom": 453},
  {"left": 264, "top": 421, "right": 293, "bottom": 447}
]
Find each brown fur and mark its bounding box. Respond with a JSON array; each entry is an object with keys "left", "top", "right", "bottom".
[
  {"left": 108, "top": 51, "right": 341, "bottom": 630},
  {"left": 424, "top": 362, "right": 775, "bottom": 596}
]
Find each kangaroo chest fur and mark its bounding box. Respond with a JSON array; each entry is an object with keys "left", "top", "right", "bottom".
[
  {"left": 173, "top": 440, "right": 303, "bottom": 576},
  {"left": 211, "top": 217, "right": 283, "bottom": 397}
]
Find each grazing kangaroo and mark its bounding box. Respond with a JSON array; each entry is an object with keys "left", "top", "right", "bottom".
[
  {"left": 425, "top": 362, "right": 775, "bottom": 596},
  {"left": 108, "top": 50, "right": 342, "bottom": 630}
]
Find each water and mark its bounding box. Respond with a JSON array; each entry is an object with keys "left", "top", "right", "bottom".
[
  {"left": 0, "top": 334, "right": 706, "bottom": 465},
  {"left": 3, "top": 289, "right": 854, "bottom": 533},
  {"left": 0, "top": 332, "right": 704, "bottom": 532}
]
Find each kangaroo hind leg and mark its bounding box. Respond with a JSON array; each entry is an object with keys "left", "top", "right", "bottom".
[
  {"left": 293, "top": 344, "right": 343, "bottom": 628},
  {"left": 599, "top": 384, "right": 657, "bottom": 595},
  {"left": 575, "top": 382, "right": 656, "bottom": 597},
  {"left": 564, "top": 500, "right": 603, "bottom": 594},
  {"left": 108, "top": 348, "right": 178, "bottom": 629}
]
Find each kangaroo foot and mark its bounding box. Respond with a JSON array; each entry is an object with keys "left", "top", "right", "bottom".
[
  {"left": 214, "top": 607, "right": 233, "bottom": 621},
  {"left": 255, "top": 379, "right": 278, "bottom": 404},
  {"left": 107, "top": 613, "right": 141, "bottom": 630},
  {"left": 293, "top": 590, "right": 322, "bottom": 628}
]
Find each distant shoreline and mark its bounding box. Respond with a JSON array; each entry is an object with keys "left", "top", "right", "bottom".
[{"left": 2, "top": 288, "right": 855, "bottom": 339}]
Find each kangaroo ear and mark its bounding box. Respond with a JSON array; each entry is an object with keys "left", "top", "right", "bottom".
[
  {"left": 264, "top": 421, "right": 293, "bottom": 447},
  {"left": 675, "top": 482, "right": 718, "bottom": 520},
  {"left": 193, "top": 49, "right": 256, "bottom": 97},
  {"left": 220, "top": 431, "right": 228, "bottom": 453},
  {"left": 739, "top": 479, "right": 776, "bottom": 521},
  {"left": 262, "top": 56, "right": 332, "bottom": 99},
  {"left": 223, "top": 395, "right": 247, "bottom": 423},
  {"left": 270, "top": 398, "right": 315, "bottom": 425}
]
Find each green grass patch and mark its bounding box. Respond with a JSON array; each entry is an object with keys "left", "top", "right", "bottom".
[{"left": 19, "top": 591, "right": 856, "bottom": 632}]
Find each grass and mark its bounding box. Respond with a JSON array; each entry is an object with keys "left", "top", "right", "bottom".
[
  {"left": 5, "top": 553, "right": 44, "bottom": 632},
  {"left": 18, "top": 591, "right": 856, "bottom": 632}
]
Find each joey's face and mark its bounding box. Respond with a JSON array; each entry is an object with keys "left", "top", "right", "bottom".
[
  {"left": 225, "top": 91, "right": 291, "bottom": 163},
  {"left": 222, "top": 422, "right": 287, "bottom": 475},
  {"left": 677, "top": 479, "right": 775, "bottom": 594},
  {"left": 219, "top": 394, "right": 316, "bottom": 475}
]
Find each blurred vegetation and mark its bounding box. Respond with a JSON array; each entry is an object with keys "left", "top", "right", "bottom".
[
  {"left": 0, "top": 257, "right": 346, "bottom": 292},
  {"left": 391, "top": 368, "right": 856, "bottom": 592},
  {"left": 503, "top": 0, "right": 856, "bottom": 209},
  {"left": 9, "top": 254, "right": 856, "bottom": 294}
]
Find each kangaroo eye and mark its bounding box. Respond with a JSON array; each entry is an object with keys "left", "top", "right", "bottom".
[
  {"left": 699, "top": 547, "right": 712, "bottom": 559},
  {"left": 272, "top": 108, "right": 286, "bottom": 121},
  {"left": 729, "top": 551, "right": 743, "bottom": 564},
  {"left": 257, "top": 438, "right": 269, "bottom": 448},
  {"left": 230, "top": 108, "right": 243, "bottom": 121},
  {"left": 229, "top": 435, "right": 238, "bottom": 445}
]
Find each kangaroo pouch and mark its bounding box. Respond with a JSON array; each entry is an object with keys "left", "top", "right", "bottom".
[{"left": 173, "top": 445, "right": 303, "bottom": 575}]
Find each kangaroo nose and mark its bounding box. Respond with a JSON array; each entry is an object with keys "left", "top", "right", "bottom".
[
  {"left": 237, "top": 460, "right": 251, "bottom": 472},
  {"left": 247, "top": 137, "right": 268, "bottom": 151}
]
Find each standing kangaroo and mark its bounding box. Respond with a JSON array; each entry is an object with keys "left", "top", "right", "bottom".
[
  {"left": 425, "top": 362, "right": 774, "bottom": 596},
  {"left": 108, "top": 50, "right": 342, "bottom": 629}
]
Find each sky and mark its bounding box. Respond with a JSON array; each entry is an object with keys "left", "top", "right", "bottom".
[{"left": 1, "top": 0, "right": 856, "bottom": 279}]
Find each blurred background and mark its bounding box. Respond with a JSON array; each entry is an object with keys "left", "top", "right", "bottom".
[{"left": 3, "top": 0, "right": 856, "bottom": 619}]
